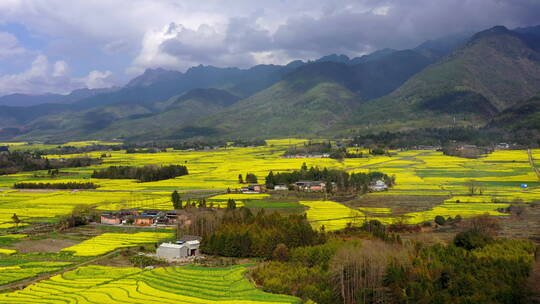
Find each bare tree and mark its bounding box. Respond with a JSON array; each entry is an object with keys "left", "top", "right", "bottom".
[
  {"left": 468, "top": 214, "right": 501, "bottom": 237},
  {"left": 330, "top": 240, "right": 411, "bottom": 304}
]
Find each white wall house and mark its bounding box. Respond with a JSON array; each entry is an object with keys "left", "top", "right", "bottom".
[
  {"left": 156, "top": 240, "right": 200, "bottom": 259},
  {"left": 370, "top": 180, "right": 388, "bottom": 192}
]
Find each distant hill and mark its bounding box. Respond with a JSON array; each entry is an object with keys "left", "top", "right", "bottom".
[
  {"left": 0, "top": 87, "right": 119, "bottom": 107},
  {"left": 170, "top": 50, "right": 432, "bottom": 139},
  {"left": 18, "top": 88, "right": 241, "bottom": 141},
  {"left": 347, "top": 26, "right": 540, "bottom": 133},
  {"left": 491, "top": 93, "right": 540, "bottom": 130},
  {"left": 3, "top": 24, "right": 540, "bottom": 142}
]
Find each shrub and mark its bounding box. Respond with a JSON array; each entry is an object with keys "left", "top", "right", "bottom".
[
  {"left": 453, "top": 231, "right": 493, "bottom": 250},
  {"left": 434, "top": 215, "right": 446, "bottom": 226}
]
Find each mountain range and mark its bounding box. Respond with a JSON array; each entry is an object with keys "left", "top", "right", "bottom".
[{"left": 1, "top": 24, "right": 540, "bottom": 142}]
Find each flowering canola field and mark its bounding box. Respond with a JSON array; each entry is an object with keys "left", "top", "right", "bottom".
[
  {"left": 61, "top": 232, "right": 174, "bottom": 256},
  {"left": 301, "top": 200, "right": 510, "bottom": 230},
  {"left": 0, "top": 265, "right": 300, "bottom": 303},
  {"left": 0, "top": 261, "right": 72, "bottom": 285},
  {"left": 0, "top": 142, "right": 537, "bottom": 228}
]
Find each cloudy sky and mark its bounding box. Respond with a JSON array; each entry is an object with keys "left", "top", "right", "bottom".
[{"left": 0, "top": 0, "right": 538, "bottom": 96}]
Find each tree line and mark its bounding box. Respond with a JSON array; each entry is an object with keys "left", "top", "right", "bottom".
[
  {"left": 0, "top": 151, "right": 101, "bottom": 175},
  {"left": 14, "top": 182, "right": 99, "bottom": 189},
  {"left": 265, "top": 164, "right": 394, "bottom": 193},
  {"left": 91, "top": 164, "right": 188, "bottom": 182}
]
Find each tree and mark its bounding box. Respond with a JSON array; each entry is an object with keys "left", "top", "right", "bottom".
[
  {"left": 227, "top": 198, "right": 237, "bottom": 210},
  {"left": 238, "top": 174, "right": 244, "bottom": 184},
  {"left": 434, "top": 215, "right": 446, "bottom": 226},
  {"left": 246, "top": 173, "right": 258, "bottom": 184},
  {"left": 467, "top": 179, "right": 479, "bottom": 195},
  {"left": 197, "top": 199, "right": 207, "bottom": 208},
  {"left": 468, "top": 214, "right": 501, "bottom": 237},
  {"left": 453, "top": 231, "right": 493, "bottom": 250},
  {"left": 265, "top": 171, "right": 275, "bottom": 188},
  {"left": 171, "top": 190, "right": 182, "bottom": 209},
  {"left": 11, "top": 213, "right": 20, "bottom": 227},
  {"left": 272, "top": 243, "right": 290, "bottom": 262}
]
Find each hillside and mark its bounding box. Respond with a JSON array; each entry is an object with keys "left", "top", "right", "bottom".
[
  {"left": 492, "top": 93, "right": 540, "bottom": 130},
  {"left": 347, "top": 26, "right": 540, "bottom": 133},
  {"left": 164, "top": 49, "right": 433, "bottom": 140},
  {"left": 18, "top": 88, "right": 241, "bottom": 140},
  {"left": 2, "top": 25, "right": 540, "bottom": 141}
]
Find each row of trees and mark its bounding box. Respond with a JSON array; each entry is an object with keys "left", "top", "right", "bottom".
[
  {"left": 238, "top": 173, "right": 258, "bottom": 184},
  {"left": 91, "top": 164, "right": 188, "bottom": 182},
  {"left": 0, "top": 151, "right": 100, "bottom": 175},
  {"left": 171, "top": 190, "right": 238, "bottom": 210},
  {"left": 265, "top": 164, "right": 394, "bottom": 193},
  {"left": 284, "top": 141, "right": 333, "bottom": 156},
  {"left": 13, "top": 182, "right": 99, "bottom": 189}
]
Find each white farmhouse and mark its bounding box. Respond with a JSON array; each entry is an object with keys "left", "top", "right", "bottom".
[
  {"left": 156, "top": 240, "right": 200, "bottom": 259},
  {"left": 370, "top": 180, "right": 388, "bottom": 192}
]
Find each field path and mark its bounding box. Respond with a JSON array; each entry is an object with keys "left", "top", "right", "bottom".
[
  {"left": 0, "top": 249, "right": 121, "bottom": 292},
  {"left": 528, "top": 149, "right": 540, "bottom": 181},
  {"left": 345, "top": 151, "right": 430, "bottom": 171}
]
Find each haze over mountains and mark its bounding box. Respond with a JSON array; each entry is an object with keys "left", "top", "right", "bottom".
[{"left": 1, "top": 25, "right": 540, "bottom": 142}]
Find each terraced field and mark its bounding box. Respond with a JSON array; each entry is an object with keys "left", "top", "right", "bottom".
[
  {"left": 0, "top": 261, "right": 72, "bottom": 285},
  {"left": 0, "top": 265, "right": 300, "bottom": 303},
  {"left": 61, "top": 232, "right": 174, "bottom": 256}
]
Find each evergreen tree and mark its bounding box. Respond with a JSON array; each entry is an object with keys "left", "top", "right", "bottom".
[
  {"left": 227, "top": 198, "right": 237, "bottom": 210},
  {"left": 246, "top": 173, "right": 258, "bottom": 184},
  {"left": 171, "top": 190, "right": 182, "bottom": 209},
  {"left": 238, "top": 174, "right": 244, "bottom": 184}
]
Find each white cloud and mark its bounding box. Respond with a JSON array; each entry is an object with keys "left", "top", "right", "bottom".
[
  {"left": 0, "top": 31, "right": 26, "bottom": 59},
  {"left": 0, "top": 0, "right": 539, "bottom": 93},
  {"left": 83, "top": 70, "right": 114, "bottom": 89},
  {"left": 52, "top": 60, "right": 69, "bottom": 77},
  {"left": 0, "top": 55, "right": 115, "bottom": 95}
]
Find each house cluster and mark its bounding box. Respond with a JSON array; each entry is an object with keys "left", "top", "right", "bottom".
[
  {"left": 100, "top": 209, "right": 187, "bottom": 226},
  {"left": 240, "top": 184, "right": 267, "bottom": 193},
  {"left": 294, "top": 181, "right": 327, "bottom": 192},
  {"left": 415, "top": 145, "right": 442, "bottom": 151},
  {"left": 156, "top": 235, "right": 201, "bottom": 259}
]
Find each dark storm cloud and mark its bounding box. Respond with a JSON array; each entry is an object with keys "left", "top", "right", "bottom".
[
  {"left": 0, "top": 0, "right": 539, "bottom": 94},
  {"left": 272, "top": 0, "right": 540, "bottom": 57}
]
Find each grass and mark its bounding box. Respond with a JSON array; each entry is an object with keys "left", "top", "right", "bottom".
[{"left": 0, "top": 264, "right": 300, "bottom": 303}]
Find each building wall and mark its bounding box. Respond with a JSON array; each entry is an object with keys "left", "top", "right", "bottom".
[
  {"left": 135, "top": 218, "right": 153, "bottom": 226},
  {"left": 100, "top": 217, "right": 120, "bottom": 225},
  {"left": 157, "top": 247, "right": 182, "bottom": 259}
]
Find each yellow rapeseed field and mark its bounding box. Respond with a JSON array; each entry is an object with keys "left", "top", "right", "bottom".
[
  {"left": 61, "top": 232, "right": 174, "bottom": 256},
  {"left": 0, "top": 265, "right": 300, "bottom": 303}
]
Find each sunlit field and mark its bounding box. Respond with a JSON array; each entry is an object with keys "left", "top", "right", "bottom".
[
  {"left": 61, "top": 232, "right": 174, "bottom": 256},
  {"left": 0, "top": 265, "right": 300, "bottom": 303},
  {"left": 0, "top": 261, "right": 72, "bottom": 285},
  {"left": 0, "top": 141, "right": 538, "bottom": 229}
]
